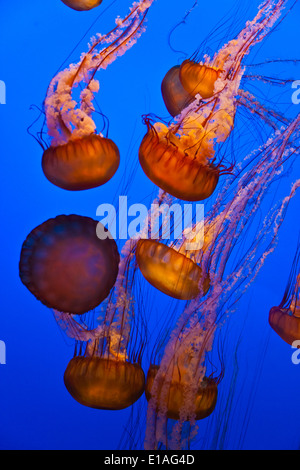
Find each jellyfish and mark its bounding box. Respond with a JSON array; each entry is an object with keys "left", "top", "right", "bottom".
[
  {"left": 61, "top": 0, "right": 103, "bottom": 11},
  {"left": 19, "top": 215, "right": 120, "bottom": 315},
  {"left": 144, "top": 313, "right": 221, "bottom": 450},
  {"left": 145, "top": 363, "right": 218, "bottom": 421},
  {"left": 42, "top": 135, "right": 120, "bottom": 191},
  {"left": 139, "top": 0, "right": 288, "bottom": 202},
  {"left": 64, "top": 355, "right": 145, "bottom": 410},
  {"left": 139, "top": 112, "right": 223, "bottom": 202},
  {"left": 135, "top": 200, "right": 216, "bottom": 301},
  {"left": 39, "top": 115, "right": 299, "bottom": 447},
  {"left": 161, "top": 60, "right": 223, "bottom": 117},
  {"left": 136, "top": 239, "right": 210, "bottom": 300},
  {"left": 269, "top": 246, "right": 300, "bottom": 345},
  {"left": 161, "top": 63, "right": 219, "bottom": 117},
  {"left": 162, "top": 0, "right": 287, "bottom": 117},
  {"left": 179, "top": 60, "right": 222, "bottom": 101},
  {"left": 41, "top": 0, "right": 155, "bottom": 190}
]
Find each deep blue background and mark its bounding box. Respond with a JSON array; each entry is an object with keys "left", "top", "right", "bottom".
[{"left": 0, "top": 0, "right": 299, "bottom": 450}]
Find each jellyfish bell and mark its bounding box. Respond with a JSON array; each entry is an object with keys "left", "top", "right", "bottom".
[
  {"left": 139, "top": 121, "right": 220, "bottom": 202},
  {"left": 269, "top": 272, "right": 300, "bottom": 346},
  {"left": 161, "top": 61, "right": 223, "bottom": 117},
  {"left": 61, "top": 0, "right": 103, "bottom": 11},
  {"left": 136, "top": 239, "right": 210, "bottom": 300},
  {"left": 64, "top": 356, "right": 145, "bottom": 410},
  {"left": 269, "top": 307, "right": 300, "bottom": 346},
  {"left": 145, "top": 364, "right": 218, "bottom": 421},
  {"left": 42, "top": 134, "right": 120, "bottom": 191},
  {"left": 179, "top": 60, "right": 222, "bottom": 100},
  {"left": 161, "top": 66, "right": 194, "bottom": 117},
  {"left": 19, "top": 215, "right": 120, "bottom": 315}
]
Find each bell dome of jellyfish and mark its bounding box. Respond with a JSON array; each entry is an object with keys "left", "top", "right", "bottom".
[
  {"left": 139, "top": 118, "right": 221, "bottom": 202},
  {"left": 136, "top": 239, "right": 209, "bottom": 300},
  {"left": 61, "top": 0, "right": 103, "bottom": 11},
  {"left": 269, "top": 306, "right": 300, "bottom": 346},
  {"left": 42, "top": 0, "right": 155, "bottom": 190},
  {"left": 179, "top": 60, "right": 222, "bottom": 100},
  {"left": 269, "top": 245, "right": 300, "bottom": 345},
  {"left": 145, "top": 364, "right": 218, "bottom": 421},
  {"left": 161, "top": 62, "right": 221, "bottom": 117},
  {"left": 19, "top": 215, "right": 120, "bottom": 315},
  {"left": 42, "top": 135, "right": 120, "bottom": 191},
  {"left": 64, "top": 356, "right": 145, "bottom": 410}
]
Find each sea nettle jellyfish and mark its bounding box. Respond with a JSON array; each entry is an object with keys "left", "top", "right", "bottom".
[
  {"left": 41, "top": 0, "right": 155, "bottom": 190},
  {"left": 139, "top": 0, "right": 288, "bottom": 202},
  {"left": 136, "top": 239, "right": 210, "bottom": 300},
  {"left": 162, "top": 0, "right": 288, "bottom": 117},
  {"left": 269, "top": 244, "right": 300, "bottom": 345},
  {"left": 135, "top": 197, "right": 217, "bottom": 301},
  {"left": 19, "top": 215, "right": 120, "bottom": 315},
  {"left": 145, "top": 354, "right": 219, "bottom": 422},
  {"left": 61, "top": 0, "right": 103, "bottom": 11}
]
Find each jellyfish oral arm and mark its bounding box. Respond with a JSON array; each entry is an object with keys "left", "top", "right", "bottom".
[
  {"left": 53, "top": 310, "right": 104, "bottom": 342},
  {"left": 213, "top": 0, "right": 286, "bottom": 75},
  {"left": 45, "top": 0, "right": 156, "bottom": 147}
]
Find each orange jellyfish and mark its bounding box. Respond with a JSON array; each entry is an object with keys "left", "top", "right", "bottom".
[
  {"left": 179, "top": 60, "right": 222, "bottom": 101},
  {"left": 162, "top": 0, "right": 287, "bottom": 117},
  {"left": 139, "top": 115, "right": 223, "bottom": 202},
  {"left": 269, "top": 247, "right": 300, "bottom": 345},
  {"left": 141, "top": 1, "right": 288, "bottom": 202},
  {"left": 19, "top": 215, "right": 119, "bottom": 315},
  {"left": 143, "top": 306, "right": 221, "bottom": 450},
  {"left": 136, "top": 239, "right": 209, "bottom": 300},
  {"left": 64, "top": 354, "right": 145, "bottom": 410},
  {"left": 145, "top": 363, "right": 218, "bottom": 421},
  {"left": 161, "top": 63, "right": 220, "bottom": 117},
  {"left": 42, "top": 0, "right": 155, "bottom": 190},
  {"left": 42, "top": 135, "right": 120, "bottom": 191},
  {"left": 134, "top": 192, "right": 213, "bottom": 300},
  {"left": 61, "top": 0, "right": 103, "bottom": 11}
]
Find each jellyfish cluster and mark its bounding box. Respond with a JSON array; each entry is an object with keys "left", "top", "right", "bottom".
[{"left": 19, "top": 0, "right": 300, "bottom": 450}]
